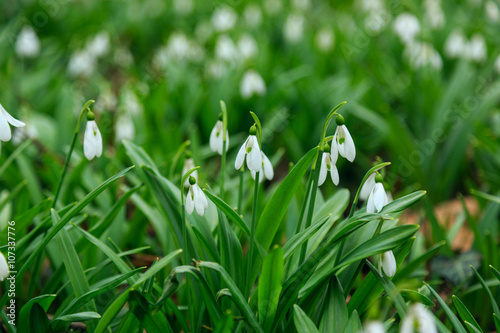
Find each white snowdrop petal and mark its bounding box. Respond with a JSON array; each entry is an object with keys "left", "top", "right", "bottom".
[
  {"left": 382, "top": 250, "right": 396, "bottom": 277},
  {"left": 341, "top": 125, "right": 356, "bottom": 162},
  {"left": 360, "top": 173, "right": 376, "bottom": 201},
  {"left": 246, "top": 136, "right": 262, "bottom": 172},
  {"left": 318, "top": 154, "right": 328, "bottom": 186},
  {"left": 0, "top": 111, "right": 12, "bottom": 142},
  {"left": 186, "top": 191, "right": 195, "bottom": 215},
  {"left": 330, "top": 164, "right": 339, "bottom": 186},
  {"left": 330, "top": 138, "right": 338, "bottom": 165},
  {"left": 367, "top": 190, "right": 375, "bottom": 213},
  {"left": 337, "top": 127, "right": 346, "bottom": 158},
  {"left": 194, "top": 187, "right": 206, "bottom": 216},
  {"left": 262, "top": 152, "right": 274, "bottom": 180},
  {"left": 224, "top": 130, "right": 229, "bottom": 152},
  {"left": 209, "top": 123, "right": 219, "bottom": 153},
  {"left": 0, "top": 252, "right": 9, "bottom": 281},
  {"left": 373, "top": 183, "right": 387, "bottom": 212},
  {"left": 235, "top": 137, "right": 248, "bottom": 170},
  {"left": 84, "top": 121, "right": 97, "bottom": 160},
  {"left": 3, "top": 109, "right": 25, "bottom": 128},
  {"left": 93, "top": 122, "right": 103, "bottom": 157},
  {"left": 363, "top": 321, "right": 386, "bottom": 333}
]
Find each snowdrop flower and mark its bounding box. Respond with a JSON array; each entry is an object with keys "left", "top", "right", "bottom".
[
  {"left": 235, "top": 126, "right": 262, "bottom": 172},
  {"left": 212, "top": 7, "right": 237, "bottom": 32},
  {"left": 173, "top": 0, "right": 194, "bottom": 15},
  {"left": 0, "top": 252, "right": 9, "bottom": 281},
  {"left": 424, "top": 0, "right": 445, "bottom": 29},
  {"left": 393, "top": 13, "right": 420, "bottom": 44},
  {"left": 284, "top": 14, "right": 305, "bottom": 43},
  {"left": 264, "top": 0, "right": 282, "bottom": 15},
  {"left": 318, "top": 144, "right": 339, "bottom": 186},
  {"left": 362, "top": 321, "right": 386, "bottom": 333},
  {"left": 68, "top": 50, "right": 96, "bottom": 77},
  {"left": 405, "top": 42, "right": 443, "bottom": 70},
  {"left": 115, "top": 113, "right": 135, "bottom": 142},
  {"left": 195, "top": 21, "right": 214, "bottom": 43},
  {"left": 182, "top": 156, "right": 198, "bottom": 187},
  {"left": 315, "top": 28, "right": 335, "bottom": 53},
  {"left": 331, "top": 115, "right": 356, "bottom": 162},
  {"left": 379, "top": 250, "right": 397, "bottom": 277},
  {"left": 215, "top": 35, "right": 239, "bottom": 62},
  {"left": 238, "top": 34, "right": 258, "bottom": 60},
  {"left": 365, "top": 11, "right": 391, "bottom": 34},
  {"left": 244, "top": 4, "right": 262, "bottom": 27},
  {"left": 251, "top": 151, "right": 274, "bottom": 182},
  {"left": 186, "top": 176, "right": 208, "bottom": 216},
  {"left": 0, "top": 104, "right": 25, "bottom": 142},
  {"left": 486, "top": 0, "right": 500, "bottom": 22},
  {"left": 494, "top": 55, "right": 500, "bottom": 74},
  {"left": 366, "top": 174, "right": 388, "bottom": 213},
  {"left": 15, "top": 26, "right": 40, "bottom": 58},
  {"left": 240, "top": 70, "right": 266, "bottom": 99},
  {"left": 292, "top": 0, "right": 311, "bottom": 11},
  {"left": 360, "top": 172, "right": 377, "bottom": 201},
  {"left": 400, "top": 303, "right": 437, "bottom": 333},
  {"left": 165, "top": 33, "right": 191, "bottom": 61},
  {"left": 83, "top": 112, "right": 103, "bottom": 160},
  {"left": 209, "top": 116, "right": 229, "bottom": 155},
  {"left": 444, "top": 30, "right": 467, "bottom": 58},
  {"left": 465, "top": 34, "right": 487, "bottom": 62},
  {"left": 87, "top": 32, "right": 110, "bottom": 58}
]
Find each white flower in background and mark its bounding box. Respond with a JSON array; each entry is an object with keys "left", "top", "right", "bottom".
[
  {"left": 393, "top": 13, "right": 420, "bottom": 44},
  {"left": 15, "top": 26, "right": 40, "bottom": 58},
  {"left": 206, "top": 60, "right": 227, "bottom": 79},
  {"left": 365, "top": 11, "right": 390, "bottom": 34},
  {"left": 363, "top": 321, "right": 386, "bottom": 333},
  {"left": 215, "top": 35, "right": 239, "bottom": 62},
  {"left": 182, "top": 157, "right": 198, "bottom": 187},
  {"left": 173, "top": 0, "right": 194, "bottom": 15},
  {"left": 235, "top": 128, "right": 262, "bottom": 172},
  {"left": 486, "top": 1, "right": 500, "bottom": 22},
  {"left": 87, "top": 32, "right": 110, "bottom": 58},
  {"left": 238, "top": 34, "right": 258, "bottom": 59},
  {"left": 0, "top": 104, "right": 25, "bottom": 142},
  {"left": 379, "top": 250, "right": 397, "bottom": 277},
  {"left": 0, "top": 252, "right": 9, "bottom": 281},
  {"left": 284, "top": 14, "right": 305, "bottom": 43},
  {"left": 331, "top": 115, "right": 356, "bottom": 162},
  {"left": 424, "top": 0, "right": 445, "bottom": 29},
  {"left": 358, "top": 0, "right": 384, "bottom": 12},
  {"left": 494, "top": 55, "right": 500, "bottom": 74},
  {"left": 186, "top": 177, "right": 208, "bottom": 216},
  {"left": 68, "top": 50, "right": 96, "bottom": 77},
  {"left": 264, "top": 0, "right": 282, "bottom": 15},
  {"left": 292, "top": 0, "right": 311, "bottom": 11},
  {"left": 123, "top": 89, "right": 143, "bottom": 115},
  {"left": 405, "top": 42, "right": 443, "bottom": 70},
  {"left": 400, "top": 304, "right": 437, "bottom": 333},
  {"left": 315, "top": 28, "right": 335, "bottom": 53},
  {"left": 83, "top": 116, "right": 103, "bottom": 161},
  {"left": 464, "top": 34, "right": 487, "bottom": 62},
  {"left": 115, "top": 113, "right": 135, "bottom": 142},
  {"left": 164, "top": 32, "right": 199, "bottom": 62},
  {"left": 12, "top": 122, "right": 38, "bottom": 146},
  {"left": 367, "top": 180, "right": 388, "bottom": 213},
  {"left": 240, "top": 70, "right": 266, "bottom": 99},
  {"left": 251, "top": 151, "right": 274, "bottom": 182},
  {"left": 195, "top": 21, "right": 214, "bottom": 43},
  {"left": 444, "top": 30, "right": 467, "bottom": 58},
  {"left": 95, "top": 89, "right": 117, "bottom": 112},
  {"left": 318, "top": 145, "right": 339, "bottom": 186},
  {"left": 209, "top": 119, "right": 229, "bottom": 155},
  {"left": 212, "top": 7, "right": 237, "bottom": 32},
  {"left": 244, "top": 4, "right": 262, "bottom": 27}
]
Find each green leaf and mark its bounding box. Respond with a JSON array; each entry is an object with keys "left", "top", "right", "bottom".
[
  {"left": 393, "top": 241, "right": 445, "bottom": 283},
  {"left": 283, "top": 215, "right": 331, "bottom": 262},
  {"left": 259, "top": 245, "right": 284, "bottom": 332},
  {"left": 204, "top": 189, "right": 250, "bottom": 235},
  {"left": 470, "top": 266, "right": 500, "bottom": 332},
  {"left": 29, "top": 303, "right": 52, "bottom": 333},
  {"left": 319, "top": 276, "right": 348, "bottom": 333},
  {"left": 452, "top": 295, "right": 483, "bottom": 333},
  {"left": 490, "top": 265, "right": 500, "bottom": 281},
  {"left": 95, "top": 289, "right": 131, "bottom": 333},
  {"left": 343, "top": 310, "right": 362, "bottom": 333},
  {"left": 400, "top": 289, "right": 434, "bottom": 307},
  {"left": 214, "top": 310, "right": 234, "bottom": 333},
  {"left": 18, "top": 295, "right": 57, "bottom": 333},
  {"left": 423, "top": 282, "right": 466, "bottom": 333},
  {"left": 293, "top": 304, "right": 319, "bottom": 333},
  {"left": 381, "top": 190, "right": 427, "bottom": 214},
  {"left": 129, "top": 290, "right": 173, "bottom": 333},
  {"left": 53, "top": 311, "right": 101, "bottom": 322}
]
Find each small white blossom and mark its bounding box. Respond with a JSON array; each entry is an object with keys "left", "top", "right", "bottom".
[
  {"left": 240, "top": 70, "right": 266, "bottom": 99},
  {"left": 182, "top": 158, "right": 198, "bottom": 188},
  {"left": 173, "top": 0, "right": 194, "bottom": 15},
  {"left": 318, "top": 150, "right": 339, "bottom": 186},
  {"left": 367, "top": 182, "right": 388, "bottom": 213},
  {"left": 68, "top": 50, "right": 96, "bottom": 77},
  {"left": 165, "top": 33, "right": 191, "bottom": 61},
  {"left": 186, "top": 182, "right": 208, "bottom": 216},
  {"left": 15, "top": 26, "right": 40, "bottom": 58},
  {"left": 363, "top": 321, "right": 386, "bottom": 333},
  {"left": 360, "top": 173, "right": 377, "bottom": 201},
  {"left": 400, "top": 303, "right": 437, "bottom": 333},
  {"left": 379, "top": 250, "right": 397, "bottom": 277},
  {"left": 405, "top": 42, "right": 443, "bottom": 70},
  {"left": 332, "top": 124, "right": 356, "bottom": 162},
  {"left": 264, "top": 0, "right": 282, "bottom": 15},
  {"left": 83, "top": 120, "right": 103, "bottom": 160},
  {"left": 292, "top": 0, "right": 311, "bottom": 11},
  {"left": 284, "top": 14, "right": 305, "bottom": 43},
  {"left": 393, "top": 13, "right": 420, "bottom": 44},
  {"left": 235, "top": 134, "right": 262, "bottom": 172},
  {"left": 238, "top": 34, "right": 258, "bottom": 60},
  {"left": 87, "top": 32, "right": 110, "bottom": 58},
  {"left": 315, "top": 28, "right": 335, "bottom": 53},
  {"left": 444, "top": 30, "right": 467, "bottom": 58},
  {"left": 424, "top": 0, "right": 445, "bottom": 29},
  {"left": 0, "top": 104, "right": 25, "bottom": 142},
  {"left": 251, "top": 151, "right": 274, "bottom": 181},
  {"left": 0, "top": 252, "right": 9, "bottom": 281},
  {"left": 195, "top": 21, "right": 214, "bottom": 43},
  {"left": 212, "top": 7, "right": 237, "bottom": 32},
  {"left": 464, "top": 34, "right": 487, "bottom": 63},
  {"left": 244, "top": 4, "right": 262, "bottom": 27},
  {"left": 494, "top": 55, "right": 500, "bottom": 74},
  {"left": 209, "top": 120, "right": 229, "bottom": 155},
  {"left": 365, "top": 10, "right": 391, "bottom": 34},
  {"left": 215, "top": 35, "right": 239, "bottom": 62},
  {"left": 115, "top": 113, "right": 135, "bottom": 142},
  {"left": 486, "top": 0, "right": 500, "bottom": 22}
]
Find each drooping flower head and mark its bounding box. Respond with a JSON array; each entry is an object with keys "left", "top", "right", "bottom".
[
  {"left": 235, "top": 124, "right": 262, "bottom": 172},
  {"left": 209, "top": 113, "right": 229, "bottom": 155},
  {"left": 362, "top": 321, "right": 387, "bottom": 333},
  {"left": 318, "top": 143, "right": 339, "bottom": 186},
  {"left": 400, "top": 303, "right": 437, "bottom": 333},
  {"left": 331, "top": 114, "right": 356, "bottom": 163},
  {"left": 251, "top": 150, "right": 274, "bottom": 182},
  {"left": 366, "top": 173, "right": 389, "bottom": 213},
  {"left": 0, "top": 251, "right": 9, "bottom": 281},
  {"left": 186, "top": 176, "right": 208, "bottom": 216},
  {"left": 83, "top": 110, "right": 103, "bottom": 161},
  {"left": 379, "top": 250, "right": 397, "bottom": 277},
  {"left": 0, "top": 103, "right": 26, "bottom": 142}
]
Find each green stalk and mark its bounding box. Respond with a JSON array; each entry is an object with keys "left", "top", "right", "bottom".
[
  {"left": 237, "top": 169, "right": 244, "bottom": 213},
  {"left": 220, "top": 100, "right": 228, "bottom": 200},
  {"left": 245, "top": 171, "right": 260, "bottom": 297},
  {"left": 52, "top": 100, "right": 95, "bottom": 208}
]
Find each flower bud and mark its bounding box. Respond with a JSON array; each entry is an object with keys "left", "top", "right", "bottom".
[
  {"left": 335, "top": 114, "right": 345, "bottom": 126},
  {"left": 189, "top": 175, "right": 197, "bottom": 185},
  {"left": 249, "top": 124, "right": 257, "bottom": 135}
]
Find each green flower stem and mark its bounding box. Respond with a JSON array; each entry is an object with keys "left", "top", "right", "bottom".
[
  {"left": 52, "top": 100, "right": 95, "bottom": 209},
  {"left": 245, "top": 171, "right": 260, "bottom": 297},
  {"left": 220, "top": 100, "right": 228, "bottom": 200}
]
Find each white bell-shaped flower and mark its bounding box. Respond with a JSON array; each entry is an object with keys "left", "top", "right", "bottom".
[
  {"left": 209, "top": 119, "right": 229, "bottom": 155},
  {"left": 251, "top": 151, "right": 274, "bottom": 182},
  {"left": 0, "top": 252, "right": 9, "bottom": 281},
  {"left": 83, "top": 116, "right": 103, "bottom": 160},
  {"left": 240, "top": 70, "right": 266, "bottom": 99},
  {"left": 186, "top": 178, "right": 208, "bottom": 216},
  {"left": 182, "top": 157, "right": 198, "bottom": 188},
  {"left": 393, "top": 13, "right": 420, "bottom": 44},
  {"left": 15, "top": 26, "right": 40, "bottom": 58},
  {"left": 360, "top": 172, "right": 377, "bottom": 201},
  {"left": 115, "top": 113, "right": 135, "bottom": 142},
  {"left": 235, "top": 127, "right": 262, "bottom": 172},
  {"left": 332, "top": 115, "right": 356, "bottom": 162},
  {"left": 0, "top": 104, "right": 26, "bottom": 142},
  {"left": 379, "top": 250, "right": 397, "bottom": 277},
  {"left": 318, "top": 146, "right": 339, "bottom": 186},
  {"left": 363, "top": 321, "right": 386, "bottom": 333},
  {"left": 400, "top": 303, "right": 437, "bottom": 333},
  {"left": 367, "top": 182, "right": 388, "bottom": 213}
]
